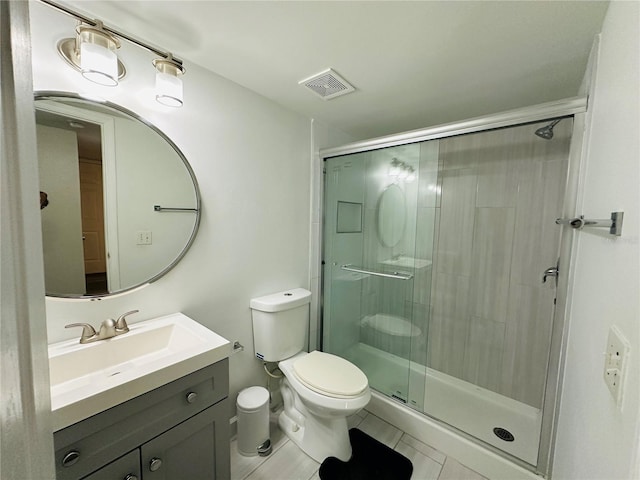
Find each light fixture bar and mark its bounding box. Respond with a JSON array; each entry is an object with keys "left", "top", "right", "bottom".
[{"left": 40, "top": 0, "right": 184, "bottom": 68}]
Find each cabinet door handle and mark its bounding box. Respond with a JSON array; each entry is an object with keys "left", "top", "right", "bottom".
[
  {"left": 62, "top": 450, "right": 80, "bottom": 467},
  {"left": 149, "top": 457, "right": 163, "bottom": 472},
  {"left": 186, "top": 391, "right": 198, "bottom": 403},
  {"left": 124, "top": 475, "right": 138, "bottom": 480}
]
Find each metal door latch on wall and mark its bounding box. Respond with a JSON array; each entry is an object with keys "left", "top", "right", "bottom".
[{"left": 542, "top": 265, "right": 559, "bottom": 284}]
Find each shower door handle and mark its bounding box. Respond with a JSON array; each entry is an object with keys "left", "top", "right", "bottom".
[{"left": 542, "top": 266, "right": 559, "bottom": 284}]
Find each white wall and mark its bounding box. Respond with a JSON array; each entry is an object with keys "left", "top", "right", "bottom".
[
  {"left": 553, "top": 2, "right": 640, "bottom": 478},
  {"left": 112, "top": 115, "right": 197, "bottom": 288},
  {"left": 29, "top": 2, "right": 328, "bottom": 415}
]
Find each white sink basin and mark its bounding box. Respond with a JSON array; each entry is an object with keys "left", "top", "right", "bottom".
[
  {"left": 49, "top": 312, "right": 231, "bottom": 431},
  {"left": 380, "top": 256, "right": 432, "bottom": 269}
]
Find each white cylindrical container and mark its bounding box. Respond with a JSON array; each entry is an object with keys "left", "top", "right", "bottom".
[{"left": 236, "top": 386, "right": 271, "bottom": 457}]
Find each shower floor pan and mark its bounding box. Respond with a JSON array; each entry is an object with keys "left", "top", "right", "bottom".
[{"left": 347, "top": 343, "right": 542, "bottom": 465}]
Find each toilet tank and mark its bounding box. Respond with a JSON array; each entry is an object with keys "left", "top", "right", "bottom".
[{"left": 250, "top": 288, "right": 312, "bottom": 362}]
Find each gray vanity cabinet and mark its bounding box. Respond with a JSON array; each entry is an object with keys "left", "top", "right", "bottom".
[
  {"left": 141, "top": 401, "right": 226, "bottom": 479},
  {"left": 54, "top": 359, "right": 230, "bottom": 480}
]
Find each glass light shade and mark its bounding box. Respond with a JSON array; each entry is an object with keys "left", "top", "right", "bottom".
[
  {"left": 80, "top": 42, "right": 118, "bottom": 86},
  {"left": 155, "top": 71, "right": 183, "bottom": 107},
  {"left": 388, "top": 158, "right": 402, "bottom": 177}
]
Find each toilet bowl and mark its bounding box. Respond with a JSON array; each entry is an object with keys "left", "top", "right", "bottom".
[
  {"left": 250, "top": 289, "right": 370, "bottom": 462},
  {"left": 277, "top": 351, "right": 370, "bottom": 462}
]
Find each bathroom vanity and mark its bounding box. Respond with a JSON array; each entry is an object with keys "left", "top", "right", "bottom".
[
  {"left": 48, "top": 313, "right": 232, "bottom": 480},
  {"left": 36, "top": 90, "right": 232, "bottom": 478},
  {"left": 54, "top": 360, "right": 229, "bottom": 480}
]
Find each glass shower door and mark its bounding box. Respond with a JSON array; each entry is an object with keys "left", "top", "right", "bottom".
[
  {"left": 322, "top": 144, "right": 425, "bottom": 405},
  {"left": 321, "top": 115, "right": 575, "bottom": 465}
]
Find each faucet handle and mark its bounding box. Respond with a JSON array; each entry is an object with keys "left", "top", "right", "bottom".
[
  {"left": 115, "top": 309, "right": 139, "bottom": 332},
  {"left": 65, "top": 323, "right": 97, "bottom": 343}
]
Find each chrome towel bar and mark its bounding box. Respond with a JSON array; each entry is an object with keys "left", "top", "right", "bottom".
[
  {"left": 341, "top": 264, "right": 414, "bottom": 280},
  {"left": 154, "top": 205, "right": 198, "bottom": 213},
  {"left": 556, "top": 211, "right": 623, "bottom": 236}
]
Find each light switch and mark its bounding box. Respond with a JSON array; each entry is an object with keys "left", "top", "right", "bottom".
[
  {"left": 603, "top": 325, "right": 630, "bottom": 409},
  {"left": 136, "top": 231, "right": 152, "bottom": 245}
]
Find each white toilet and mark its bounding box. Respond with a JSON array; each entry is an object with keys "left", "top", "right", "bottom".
[{"left": 250, "top": 288, "right": 370, "bottom": 463}]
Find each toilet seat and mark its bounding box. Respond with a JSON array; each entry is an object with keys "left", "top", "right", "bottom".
[{"left": 292, "top": 351, "right": 368, "bottom": 398}]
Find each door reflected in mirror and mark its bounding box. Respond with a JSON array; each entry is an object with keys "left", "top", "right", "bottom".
[{"left": 35, "top": 92, "right": 200, "bottom": 298}]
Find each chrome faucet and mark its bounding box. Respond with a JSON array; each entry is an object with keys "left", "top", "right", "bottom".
[{"left": 65, "top": 310, "right": 139, "bottom": 344}]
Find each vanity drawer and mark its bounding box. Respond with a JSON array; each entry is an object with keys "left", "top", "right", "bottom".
[{"left": 54, "top": 359, "right": 229, "bottom": 480}]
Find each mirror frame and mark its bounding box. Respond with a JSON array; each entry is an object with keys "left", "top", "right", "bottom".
[{"left": 35, "top": 91, "right": 201, "bottom": 299}]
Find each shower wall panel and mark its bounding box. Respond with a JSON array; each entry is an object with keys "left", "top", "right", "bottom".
[{"left": 427, "top": 121, "right": 571, "bottom": 408}]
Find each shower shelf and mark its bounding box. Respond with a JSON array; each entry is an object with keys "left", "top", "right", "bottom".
[{"left": 340, "top": 264, "right": 414, "bottom": 280}]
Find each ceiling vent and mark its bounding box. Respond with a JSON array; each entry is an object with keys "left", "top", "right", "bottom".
[{"left": 299, "top": 68, "right": 355, "bottom": 100}]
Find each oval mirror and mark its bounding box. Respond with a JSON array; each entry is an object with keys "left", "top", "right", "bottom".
[
  {"left": 377, "top": 184, "right": 406, "bottom": 247},
  {"left": 35, "top": 92, "right": 200, "bottom": 298}
]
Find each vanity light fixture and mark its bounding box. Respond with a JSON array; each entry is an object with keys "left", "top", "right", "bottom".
[
  {"left": 78, "top": 22, "right": 120, "bottom": 86},
  {"left": 153, "top": 55, "right": 186, "bottom": 107},
  {"left": 405, "top": 165, "right": 416, "bottom": 183},
  {"left": 57, "top": 21, "right": 126, "bottom": 86},
  {"left": 46, "top": 0, "right": 186, "bottom": 105},
  {"left": 389, "top": 158, "right": 402, "bottom": 177},
  {"left": 388, "top": 158, "right": 415, "bottom": 183}
]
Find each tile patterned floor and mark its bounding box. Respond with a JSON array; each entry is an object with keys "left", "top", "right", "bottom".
[{"left": 231, "top": 409, "right": 488, "bottom": 480}]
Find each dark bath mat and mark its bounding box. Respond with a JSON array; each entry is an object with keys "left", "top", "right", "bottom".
[{"left": 319, "top": 428, "right": 413, "bottom": 480}]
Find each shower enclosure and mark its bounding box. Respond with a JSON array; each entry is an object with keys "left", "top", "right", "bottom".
[{"left": 321, "top": 101, "right": 581, "bottom": 471}]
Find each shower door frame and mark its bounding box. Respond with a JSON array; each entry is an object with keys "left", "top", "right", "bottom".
[{"left": 319, "top": 96, "right": 588, "bottom": 476}]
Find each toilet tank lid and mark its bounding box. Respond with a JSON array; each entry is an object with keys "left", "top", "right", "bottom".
[{"left": 250, "top": 288, "right": 311, "bottom": 312}]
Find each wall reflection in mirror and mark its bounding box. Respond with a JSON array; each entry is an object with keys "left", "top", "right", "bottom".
[{"left": 35, "top": 92, "right": 200, "bottom": 298}]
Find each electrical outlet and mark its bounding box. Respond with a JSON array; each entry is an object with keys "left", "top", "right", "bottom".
[
  {"left": 136, "top": 230, "right": 152, "bottom": 245},
  {"left": 603, "top": 325, "right": 630, "bottom": 409}
]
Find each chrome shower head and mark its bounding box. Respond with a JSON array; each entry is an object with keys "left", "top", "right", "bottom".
[{"left": 535, "top": 119, "right": 562, "bottom": 140}]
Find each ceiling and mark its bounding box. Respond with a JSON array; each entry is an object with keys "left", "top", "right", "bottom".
[{"left": 55, "top": 1, "right": 608, "bottom": 141}]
